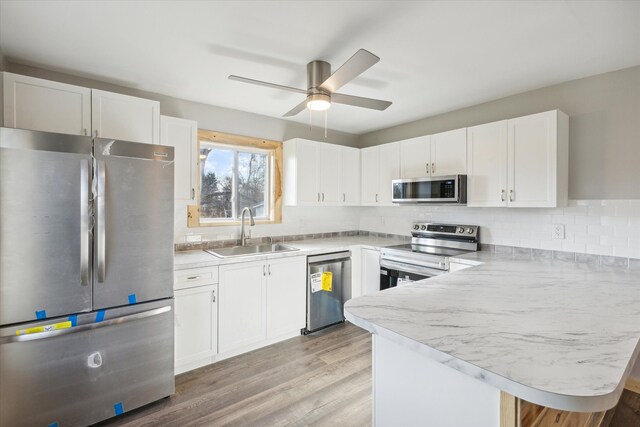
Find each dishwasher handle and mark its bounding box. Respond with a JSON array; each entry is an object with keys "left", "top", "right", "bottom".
[{"left": 307, "top": 251, "right": 352, "bottom": 264}]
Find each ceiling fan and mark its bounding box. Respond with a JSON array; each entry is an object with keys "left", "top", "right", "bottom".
[{"left": 228, "top": 49, "right": 392, "bottom": 117}]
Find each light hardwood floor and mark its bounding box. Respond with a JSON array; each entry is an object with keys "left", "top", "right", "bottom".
[
  {"left": 96, "top": 322, "right": 372, "bottom": 427},
  {"left": 96, "top": 321, "right": 639, "bottom": 427}
]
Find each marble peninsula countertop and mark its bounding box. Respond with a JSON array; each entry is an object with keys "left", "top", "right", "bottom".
[
  {"left": 345, "top": 251, "right": 640, "bottom": 412},
  {"left": 174, "top": 235, "right": 406, "bottom": 270}
]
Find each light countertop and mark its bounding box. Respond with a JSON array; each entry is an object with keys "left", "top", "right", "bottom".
[
  {"left": 174, "top": 236, "right": 407, "bottom": 270},
  {"left": 345, "top": 254, "right": 640, "bottom": 412}
]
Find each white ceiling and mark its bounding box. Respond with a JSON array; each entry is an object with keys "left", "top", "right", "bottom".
[{"left": 1, "top": 1, "right": 639, "bottom": 135}]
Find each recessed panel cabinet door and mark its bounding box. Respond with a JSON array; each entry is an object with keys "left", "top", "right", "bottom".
[
  {"left": 467, "top": 120, "right": 508, "bottom": 207},
  {"left": 160, "top": 116, "right": 198, "bottom": 201},
  {"left": 266, "top": 256, "right": 306, "bottom": 338},
  {"left": 91, "top": 89, "right": 160, "bottom": 144},
  {"left": 360, "top": 146, "right": 379, "bottom": 205},
  {"left": 3, "top": 72, "right": 91, "bottom": 136},
  {"left": 341, "top": 147, "right": 360, "bottom": 205},
  {"left": 319, "top": 144, "right": 342, "bottom": 204},
  {"left": 175, "top": 285, "right": 217, "bottom": 372},
  {"left": 295, "top": 140, "right": 321, "bottom": 205},
  {"left": 430, "top": 128, "right": 467, "bottom": 176},
  {"left": 400, "top": 136, "right": 430, "bottom": 178},
  {"left": 218, "top": 261, "right": 266, "bottom": 353},
  {"left": 378, "top": 142, "right": 401, "bottom": 204}
]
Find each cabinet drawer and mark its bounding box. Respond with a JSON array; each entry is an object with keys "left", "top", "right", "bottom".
[{"left": 175, "top": 267, "right": 219, "bottom": 290}]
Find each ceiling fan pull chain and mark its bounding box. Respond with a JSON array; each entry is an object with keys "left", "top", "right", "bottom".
[{"left": 324, "top": 111, "right": 328, "bottom": 138}]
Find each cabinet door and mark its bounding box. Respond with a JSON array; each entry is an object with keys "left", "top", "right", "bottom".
[
  {"left": 378, "top": 142, "right": 401, "bottom": 204},
  {"left": 266, "top": 256, "right": 306, "bottom": 338},
  {"left": 91, "top": 89, "right": 160, "bottom": 144},
  {"left": 160, "top": 116, "right": 197, "bottom": 201},
  {"left": 3, "top": 72, "right": 91, "bottom": 136},
  {"left": 361, "top": 248, "right": 380, "bottom": 296},
  {"left": 319, "top": 144, "right": 342, "bottom": 205},
  {"left": 174, "top": 285, "right": 217, "bottom": 372},
  {"left": 507, "top": 111, "right": 560, "bottom": 207},
  {"left": 467, "top": 121, "right": 508, "bottom": 207},
  {"left": 430, "top": 128, "right": 467, "bottom": 176},
  {"left": 361, "top": 147, "right": 379, "bottom": 205},
  {"left": 295, "top": 140, "right": 321, "bottom": 205},
  {"left": 400, "top": 136, "right": 430, "bottom": 178},
  {"left": 341, "top": 147, "right": 360, "bottom": 205},
  {"left": 218, "top": 261, "right": 266, "bottom": 353}
]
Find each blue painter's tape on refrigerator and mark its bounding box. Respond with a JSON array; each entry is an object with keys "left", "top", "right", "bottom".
[
  {"left": 95, "top": 310, "right": 106, "bottom": 323},
  {"left": 69, "top": 314, "right": 78, "bottom": 327},
  {"left": 48, "top": 422, "right": 58, "bottom": 427},
  {"left": 35, "top": 310, "right": 46, "bottom": 320},
  {"left": 128, "top": 294, "right": 137, "bottom": 304},
  {"left": 114, "top": 402, "right": 124, "bottom": 416}
]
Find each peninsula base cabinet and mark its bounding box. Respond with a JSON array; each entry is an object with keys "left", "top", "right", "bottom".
[{"left": 218, "top": 256, "right": 307, "bottom": 357}]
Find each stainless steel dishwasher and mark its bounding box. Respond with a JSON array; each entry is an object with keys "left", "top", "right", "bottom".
[{"left": 304, "top": 251, "right": 352, "bottom": 334}]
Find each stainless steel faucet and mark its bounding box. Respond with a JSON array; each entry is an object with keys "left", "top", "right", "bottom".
[{"left": 240, "top": 207, "right": 255, "bottom": 246}]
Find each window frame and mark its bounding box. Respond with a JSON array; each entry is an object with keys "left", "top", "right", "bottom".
[{"left": 188, "top": 129, "right": 283, "bottom": 227}]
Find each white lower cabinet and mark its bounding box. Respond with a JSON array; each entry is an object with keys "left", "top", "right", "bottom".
[
  {"left": 361, "top": 248, "right": 381, "bottom": 295},
  {"left": 218, "top": 256, "right": 307, "bottom": 356},
  {"left": 174, "top": 284, "right": 218, "bottom": 374}
]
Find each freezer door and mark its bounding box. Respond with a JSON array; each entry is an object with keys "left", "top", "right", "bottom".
[
  {"left": 0, "top": 128, "right": 93, "bottom": 325},
  {"left": 93, "top": 138, "right": 174, "bottom": 309},
  {"left": 307, "top": 256, "right": 351, "bottom": 332},
  {"left": 0, "top": 299, "right": 174, "bottom": 427}
]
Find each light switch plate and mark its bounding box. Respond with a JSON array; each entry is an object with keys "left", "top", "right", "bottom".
[{"left": 552, "top": 224, "right": 565, "bottom": 240}]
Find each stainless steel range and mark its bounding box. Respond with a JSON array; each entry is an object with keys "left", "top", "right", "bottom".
[{"left": 380, "top": 223, "right": 479, "bottom": 289}]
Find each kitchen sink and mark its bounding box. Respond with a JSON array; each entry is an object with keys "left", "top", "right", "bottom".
[{"left": 205, "top": 243, "right": 299, "bottom": 259}]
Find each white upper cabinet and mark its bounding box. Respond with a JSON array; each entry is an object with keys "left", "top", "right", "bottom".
[
  {"left": 361, "top": 142, "right": 401, "bottom": 205},
  {"left": 507, "top": 110, "right": 568, "bottom": 208},
  {"left": 284, "top": 139, "right": 358, "bottom": 206},
  {"left": 319, "top": 144, "right": 342, "bottom": 205},
  {"left": 91, "top": 89, "right": 160, "bottom": 144},
  {"left": 2, "top": 72, "right": 91, "bottom": 136},
  {"left": 341, "top": 147, "right": 360, "bottom": 205},
  {"left": 400, "top": 136, "right": 430, "bottom": 178},
  {"left": 430, "top": 128, "right": 467, "bottom": 176},
  {"left": 467, "top": 111, "right": 568, "bottom": 208},
  {"left": 467, "top": 120, "right": 508, "bottom": 207},
  {"left": 160, "top": 116, "right": 198, "bottom": 201}
]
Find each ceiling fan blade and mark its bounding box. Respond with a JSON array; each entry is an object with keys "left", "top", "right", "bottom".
[
  {"left": 228, "top": 75, "right": 307, "bottom": 95},
  {"left": 283, "top": 99, "right": 308, "bottom": 117},
  {"left": 331, "top": 93, "right": 392, "bottom": 111},
  {"left": 319, "top": 49, "right": 380, "bottom": 93}
]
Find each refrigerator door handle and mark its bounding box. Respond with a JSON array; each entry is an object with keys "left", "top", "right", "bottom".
[
  {"left": 97, "top": 160, "right": 106, "bottom": 283},
  {"left": 1, "top": 305, "right": 172, "bottom": 344},
  {"left": 80, "top": 159, "right": 90, "bottom": 286}
]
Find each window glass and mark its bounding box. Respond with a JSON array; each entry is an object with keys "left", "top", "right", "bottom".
[
  {"left": 200, "top": 146, "right": 233, "bottom": 219},
  {"left": 237, "top": 151, "right": 268, "bottom": 218}
]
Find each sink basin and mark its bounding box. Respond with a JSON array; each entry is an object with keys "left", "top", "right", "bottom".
[{"left": 205, "top": 243, "right": 299, "bottom": 259}]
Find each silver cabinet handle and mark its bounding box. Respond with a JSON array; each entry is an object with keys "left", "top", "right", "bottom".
[
  {"left": 3, "top": 306, "right": 172, "bottom": 344},
  {"left": 191, "top": 188, "right": 195, "bottom": 200},
  {"left": 322, "top": 193, "right": 325, "bottom": 202},
  {"left": 80, "top": 159, "right": 90, "bottom": 286},
  {"left": 426, "top": 163, "right": 429, "bottom": 173},
  {"left": 317, "top": 192, "right": 320, "bottom": 202},
  {"left": 268, "top": 264, "right": 272, "bottom": 275},
  {"left": 212, "top": 290, "right": 216, "bottom": 303},
  {"left": 509, "top": 189, "right": 514, "bottom": 202},
  {"left": 263, "top": 265, "right": 266, "bottom": 276},
  {"left": 83, "top": 128, "right": 88, "bottom": 136},
  {"left": 343, "top": 193, "right": 346, "bottom": 202},
  {"left": 97, "top": 160, "right": 106, "bottom": 283},
  {"left": 186, "top": 276, "right": 201, "bottom": 281},
  {"left": 501, "top": 189, "right": 505, "bottom": 202},
  {"left": 375, "top": 193, "right": 379, "bottom": 203},
  {"left": 431, "top": 162, "right": 435, "bottom": 175}
]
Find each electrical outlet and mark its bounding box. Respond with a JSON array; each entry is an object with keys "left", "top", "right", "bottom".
[{"left": 552, "top": 224, "right": 565, "bottom": 240}]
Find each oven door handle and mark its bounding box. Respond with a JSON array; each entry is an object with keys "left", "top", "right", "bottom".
[{"left": 380, "top": 259, "right": 447, "bottom": 277}]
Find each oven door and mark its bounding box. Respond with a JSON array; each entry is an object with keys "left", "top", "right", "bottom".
[
  {"left": 379, "top": 259, "right": 447, "bottom": 290},
  {"left": 391, "top": 175, "right": 466, "bottom": 204}
]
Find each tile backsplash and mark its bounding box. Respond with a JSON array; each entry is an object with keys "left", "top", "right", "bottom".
[{"left": 175, "top": 200, "right": 640, "bottom": 260}]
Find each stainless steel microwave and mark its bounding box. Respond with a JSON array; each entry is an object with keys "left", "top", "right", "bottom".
[{"left": 391, "top": 175, "right": 467, "bottom": 204}]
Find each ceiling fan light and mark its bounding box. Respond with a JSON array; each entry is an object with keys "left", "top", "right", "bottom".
[{"left": 307, "top": 93, "right": 331, "bottom": 111}]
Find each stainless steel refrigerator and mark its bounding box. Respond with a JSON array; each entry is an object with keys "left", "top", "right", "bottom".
[{"left": 0, "top": 127, "right": 175, "bottom": 426}]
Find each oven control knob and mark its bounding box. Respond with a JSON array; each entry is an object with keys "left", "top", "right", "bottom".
[
  {"left": 467, "top": 227, "right": 474, "bottom": 234},
  {"left": 457, "top": 227, "right": 464, "bottom": 233},
  {"left": 414, "top": 225, "right": 420, "bottom": 230},
  {"left": 420, "top": 225, "right": 427, "bottom": 231}
]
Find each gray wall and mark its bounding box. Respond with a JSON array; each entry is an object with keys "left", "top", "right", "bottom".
[
  {"left": 4, "top": 61, "right": 360, "bottom": 147},
  {"left": 360, "top": 66, "right": 640, "bottom": 200}
]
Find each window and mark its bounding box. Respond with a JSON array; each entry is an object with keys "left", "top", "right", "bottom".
[{"left": 191, "top": 129, "right": 282, "bottom": 226}]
